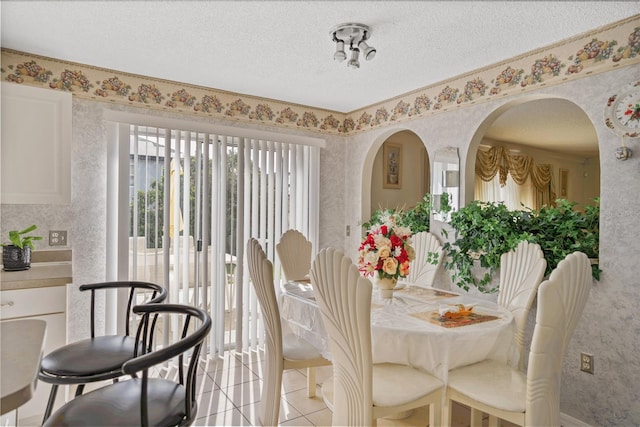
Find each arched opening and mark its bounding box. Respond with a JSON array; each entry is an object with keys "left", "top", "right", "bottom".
[
  {"left": 367, "top": 130, "right": 429, "bottom": 218},
  {"left": 466, "top": 97, "right": 600, "bottom": 209}
]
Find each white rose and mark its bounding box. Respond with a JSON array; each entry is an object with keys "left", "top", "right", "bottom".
[
  {"left": 364, "top": 251, "right": 379, "bottom": 266},
  {"left": 373, "top": 234, "right": 391, "bottom": 248}
]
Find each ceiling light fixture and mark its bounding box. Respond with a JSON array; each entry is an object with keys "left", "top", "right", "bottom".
[{"left": 331, "top": 23, "right": 376, "bottom": 69}]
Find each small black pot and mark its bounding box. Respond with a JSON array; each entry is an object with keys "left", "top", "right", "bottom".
[{"left": 2, "top": 245, "right": 32, "bottom": 271}]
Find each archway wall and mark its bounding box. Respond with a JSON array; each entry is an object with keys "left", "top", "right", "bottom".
[
  {"left": 473, "top": 136, "right": 601, "bottom": 207},
  {"left": 337, "top": 64, "right": 639, "bottom": 427},
  {"left": 369, "top": 130, "right": 429, "bottom": 216},
  {"left": 466, "top": 97, "right": 601, "bottom": 209}
]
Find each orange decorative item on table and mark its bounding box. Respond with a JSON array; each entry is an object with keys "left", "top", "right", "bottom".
[{"left": 442, "top": 304, "right": 474, "bottom": 319}]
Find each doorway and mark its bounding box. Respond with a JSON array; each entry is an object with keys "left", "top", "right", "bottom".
[
  {"left": 369, "top": 130, "right": 430, "bottom": 217},
  {"left": 467, "top": 98, "right": 600, "bottom": 209}
]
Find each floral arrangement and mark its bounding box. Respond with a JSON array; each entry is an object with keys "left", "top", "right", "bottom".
[{"left": 358, "top": 212, "right": 415, "bottom": 280}]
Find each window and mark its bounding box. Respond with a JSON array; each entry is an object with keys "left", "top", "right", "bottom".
[
  {"left": 109, "top": 115, "right": 322, "bottom": 357},
  {"left": 474, "top": 173, "right": 534, "bottom": 210},
  {"left": 475, "top": 145, "right": 553, "bottom": 210}
]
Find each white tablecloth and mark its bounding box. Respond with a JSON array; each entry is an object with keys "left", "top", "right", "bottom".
[{"left": 279, "top": 281, "right": 519, "bottom": 383}]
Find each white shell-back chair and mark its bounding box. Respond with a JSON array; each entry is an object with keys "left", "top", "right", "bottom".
[
  {"left": 276, "top": 229, "right": 313, "bottom": 281},
  {"left": 445, "top": 251, "right": 592, "bottom": 427},
  {"left": 405, "top": 231, "right": 444, "bottom": 287},
  {"left": 310, "top": 248, "right": 444, "bottom": 426},
  {"left": 497, "top": 240, "right": 547, "bottom": 370},
  {"left": 246, "top": 238, "right": 330, "bottom": 427}
]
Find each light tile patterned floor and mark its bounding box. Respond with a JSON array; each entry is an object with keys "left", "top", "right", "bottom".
[
  {"left": 18, "top": 350, "right": 504, "bottom": 427},
  {"left": 192, "top": 350, "right": 498, "bottom": 427}
]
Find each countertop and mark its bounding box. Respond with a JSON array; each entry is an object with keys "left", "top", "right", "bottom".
[
  {"left": 0, "top": 319, "right": 47, "bottom": 415},
  {"left": 1, "top": 250, "right": 72, "bottom": 291}
]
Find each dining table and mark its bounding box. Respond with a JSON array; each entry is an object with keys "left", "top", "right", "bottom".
[{"left": 279, "top": 280, "right": 519, "bottom": 384}]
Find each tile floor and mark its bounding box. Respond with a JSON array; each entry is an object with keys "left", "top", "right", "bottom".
[
  {"left": 18, "top": 349, "right": 505, "bottom": 427},
  {"left": 192, "top": 350, "right": 500, "bottom": 427}
]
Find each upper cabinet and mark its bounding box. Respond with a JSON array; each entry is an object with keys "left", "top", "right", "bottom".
[{"left": 1, "top": 82, "right": 71, "bottom": 204}]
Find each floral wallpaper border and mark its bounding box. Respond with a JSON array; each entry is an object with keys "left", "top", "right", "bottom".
[{"left": 2, "top": 14, "right": 639, "bottom": 136}]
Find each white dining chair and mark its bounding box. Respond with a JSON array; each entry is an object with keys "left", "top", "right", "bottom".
[
  {"left": 497, "top": 240, "right": 547, "bottom": 370},
  {"left": 276, "top": 229, "right": 313, "bottom": 282},
  {"left": 310, "top": 247, "right": 444, "bottom": 426},
  {"left": 405, "top": 231, "right": 444, "bottom": 287},
  {"left": 444, "top": 251, "right": 592, "bottom": 427},
  {"left": 246, "top": 238, "right": 330, "bottom": 427}
]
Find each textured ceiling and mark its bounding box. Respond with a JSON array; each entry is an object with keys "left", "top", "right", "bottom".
[
  {"left": 1, "top": 1, "right": 638, "bottom": 156},
  {"left": 2, "top": 1, "right": 637, "bottom": 113},
  {"left": 484, "top": 99, "right": 600, "bottom": 157}
]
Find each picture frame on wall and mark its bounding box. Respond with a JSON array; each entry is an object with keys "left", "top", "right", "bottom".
[
  {"left": 559, "top": 168, "right": 569, "bottom": 198},
  {"left": 383, "top": 142, "right": 402, "bottom": 189}
]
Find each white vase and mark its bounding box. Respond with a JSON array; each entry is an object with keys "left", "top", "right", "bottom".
[{"left": 375, "top": 277, "right": 397, "bottom": 299}]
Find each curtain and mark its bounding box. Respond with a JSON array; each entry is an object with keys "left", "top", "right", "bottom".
[
  {"left": 476, "top": 146, "right": 555, "bottom": 209},
  {"left": 475, "top": 173, "right": 534, "bottom": 210}
]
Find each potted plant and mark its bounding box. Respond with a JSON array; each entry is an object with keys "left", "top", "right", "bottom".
[
  {"left": 399, "top": 194, "right": 432, "bottom": 233},
  {"left": 442, "top": 201, "right": 529, "bottom": 293},
  {"left": 442, "top": 198, "right": 601, "bottom": 294},
  {"left": 2, "top": 224, "right": 43, "bottom": 271},
  {"left": 362, "top": 193, "right": 435, "bottom": 235}
]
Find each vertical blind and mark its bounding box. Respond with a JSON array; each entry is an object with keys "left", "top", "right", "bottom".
[{"left": 124, "top": 124, "right": 320, "bottom": 356}]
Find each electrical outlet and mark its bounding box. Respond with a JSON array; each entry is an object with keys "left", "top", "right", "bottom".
[
  {"left": 580, "top": 352, "right": 594, "bottom": 374},
  {"left": 346, "top": 225, "right": 350, "bottom": 237},
  {"left": 49, "top": 230, "right": 68, "bottom": 246}
]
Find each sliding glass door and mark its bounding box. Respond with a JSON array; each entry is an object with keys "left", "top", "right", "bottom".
[{"left": 122, "top": 123, "right": 320, "bottom": 356}]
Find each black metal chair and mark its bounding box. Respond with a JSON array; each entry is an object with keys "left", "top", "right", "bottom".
[
  {"left": 38, "top": 281, "right": 167, "bottom": 422},
  {"left": 43, "top": 303, "right": 211, "bottom": 427}
]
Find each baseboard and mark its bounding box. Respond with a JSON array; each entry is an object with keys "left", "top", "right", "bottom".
[{"left": 561, "top": 412, "right": 592, "bottom": 427}]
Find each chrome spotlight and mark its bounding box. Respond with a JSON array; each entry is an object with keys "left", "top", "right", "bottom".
[
  {"left": 330, "top": 23, "right": 376, "bottom": 69},
  {"left": 358, "top": 39, "right": 376, "bottom": 61},
  {"left": 347, "top": 48, "right": 360, "bottom": 69},
  {"left": 334, "top": 40, "right": 347, "bottom": 62}
]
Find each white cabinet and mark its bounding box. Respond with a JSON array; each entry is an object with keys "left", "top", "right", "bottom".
[
  {"left": 1, "top": 285, "right": 67, "bottom": 424},
  {"left": 1, "top": 82, "right": 72, "bottom": 204}
]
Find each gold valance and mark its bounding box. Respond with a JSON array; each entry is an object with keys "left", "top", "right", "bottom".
[{"left": 476, "top": 146, "right": 556, "bottom": 205}]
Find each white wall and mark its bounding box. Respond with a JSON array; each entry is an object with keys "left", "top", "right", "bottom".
[
  {"left": 2, "top": 64, "right": 639, "bottom": 426},
  {"left": 341, "top": 65, "right": 640, "bottom": 426}
]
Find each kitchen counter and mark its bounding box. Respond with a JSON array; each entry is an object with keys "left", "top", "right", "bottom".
[
  {"left": 1, "top": 250, "right": 72, "bottom": 291},
  {"left": 0, "top": 319, "right": 47, "bottom": 415},
  {"left": 0, "top": 249, "right": 70, "bottom": 422}
]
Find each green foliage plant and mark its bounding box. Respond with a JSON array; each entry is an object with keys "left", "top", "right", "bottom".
[
  {"left": 442, "top": 198, "right": 600, "bottom": 293},
  {"left": 362, "top": 193, "right": 434, "bottom": 235},
  {"left": 527, "top": 198, "right": 600, "bottom": 280},
  {"left": 398, "top": 194, "right": 432, "bottom": 233},
  {"left": 2, "top": 224, "right": 43, "bottom": 250},
  {"left": 442, "top": 201, "right": 531, "bottom": 293},
  {"left": 438, "top": 192, "right": 453, "bottom": 216}
]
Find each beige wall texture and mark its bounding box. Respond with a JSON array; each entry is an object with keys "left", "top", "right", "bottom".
[
  {"left": 2, "top": 52, "right": 640, "bottom": 427},
  {"left": 341, "top": 64, "right": 640, "bottom": 426}
]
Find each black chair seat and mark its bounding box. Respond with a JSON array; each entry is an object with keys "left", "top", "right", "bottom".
[
  {"left": 41, "top": 336, "right": 139, "bottom": 379},
  {"left": 38, "top": 281, "right": 168, "bottom": 423},
  {"left": 43, "top": 378, "right": 187, "bottom": 427}
]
